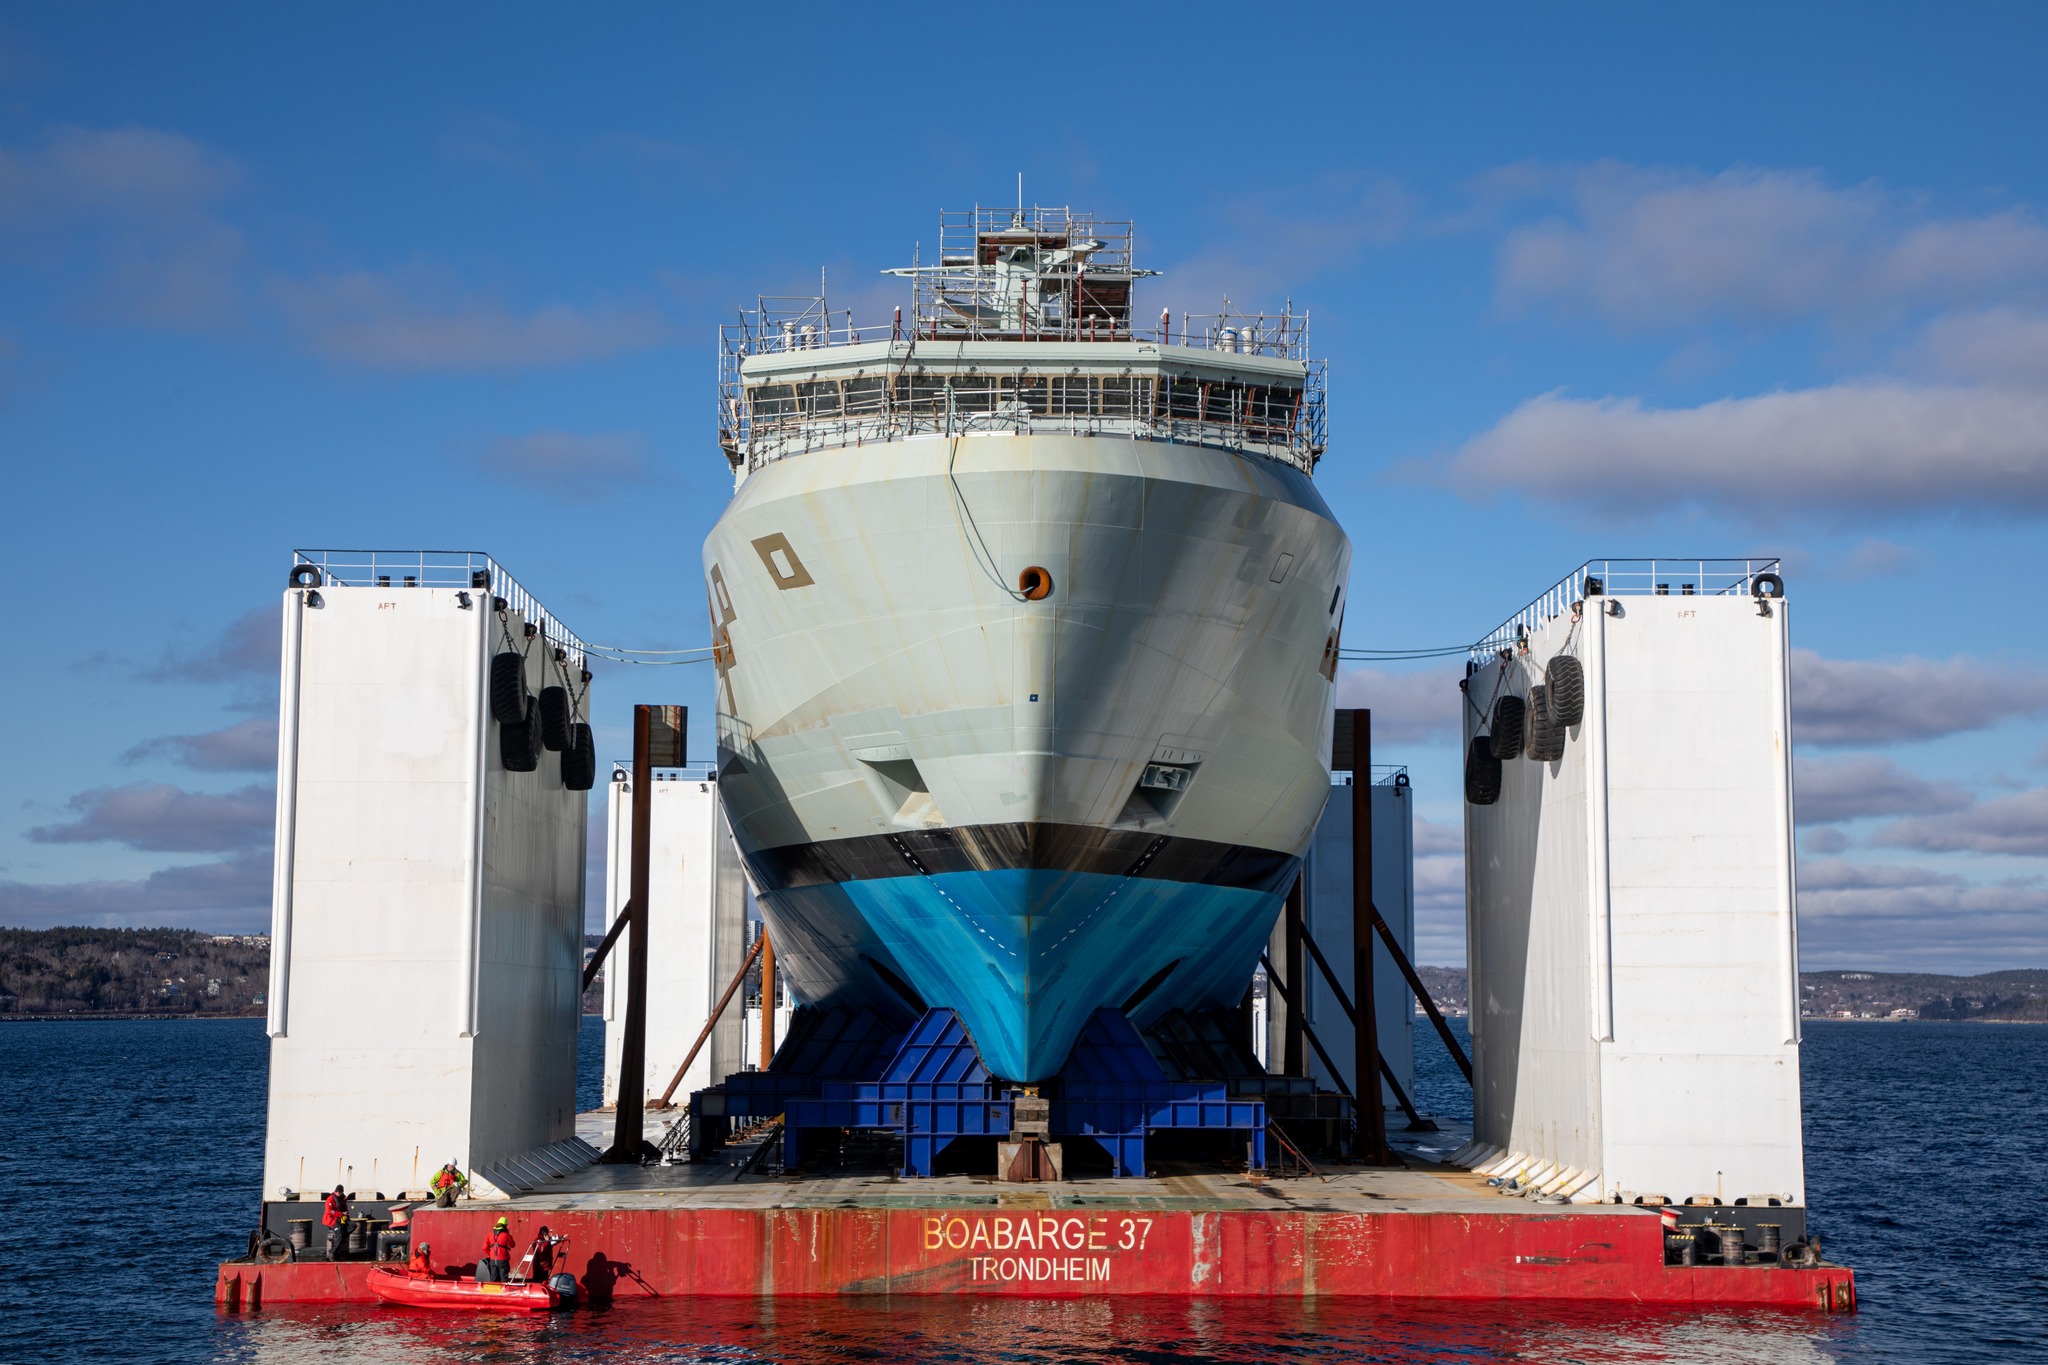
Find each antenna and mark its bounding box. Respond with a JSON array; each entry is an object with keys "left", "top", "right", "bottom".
[{"left": 1017, "top": 172, "right": 1023, "bottom": 211}]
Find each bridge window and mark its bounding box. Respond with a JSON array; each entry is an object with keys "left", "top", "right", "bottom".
[
  {"left": 798, "top": 380, "right": 841, "bottom": 416},
  {"left": 749, "top": 384, "right": 797, "bottom": 420},
  {"left": 844, "top": 376, "right": 887, "bottom": 414}
]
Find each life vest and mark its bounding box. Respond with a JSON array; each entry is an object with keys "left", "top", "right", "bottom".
[
  {"left": 408, "top": 1250, "right": 432, "bottom": 1278},
  {"left": 482, "top": 1228, "right": 514, "bottom": 1264},
  {"left": 322, "top": 1193, "right": 348, "bottom": 1227}
]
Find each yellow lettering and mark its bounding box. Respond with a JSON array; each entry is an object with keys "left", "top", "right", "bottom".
[
  {"left": 1118, "top": 1217, "right": 1136, "bottom": 1251},
  {"left": 1062, "top": 1217, "right": 1085, "bottom": 1251},
  {"left": 945, "top": 1218, "right": 969, "bottom": 1250},
  {"left": 1088, "top": 1256, "right": 1111, "bottom": 1282},
  {"left": 1039, "top": 1216, "right": 1061, "bottom": 1248},
  {"left": 924, "top": 1217, "right": 943, "bottom": 1251},
  {"left": 971, "top": 1221, "right": 990, "bottom": 1250},
  {"left": 1088, "top": 1217, "right": 1106, "bottom": 1251},
  {"left": 994, "top": 1217, "right": 1014, "bottom": 1251},
  {"left": 1016, "top": 1219, "right": 1036, "bottom": 1250},
  {"left": 1137, "top": 1217, "right": 1154, "bottom": 1250}
]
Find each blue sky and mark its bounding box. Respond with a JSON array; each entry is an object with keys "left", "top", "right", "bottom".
[{"left": 3, "top": 3, "right": 2045, "bottom": 971}]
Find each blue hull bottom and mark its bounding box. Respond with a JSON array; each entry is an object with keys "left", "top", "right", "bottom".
[{"left": 759, "top": 868, "right": 1288, "bottom": 1080}]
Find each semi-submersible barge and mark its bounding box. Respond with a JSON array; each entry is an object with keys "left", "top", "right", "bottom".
[{"left": 214, "top": 206, "right": 1854, "bottom": 1311}]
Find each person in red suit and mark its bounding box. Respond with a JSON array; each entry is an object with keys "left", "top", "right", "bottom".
[
  {"left": 477, "top": 1218, "right": 515, "bottom": 1283},
  {"left": 320, "top": 1186, "right": 349, "bottom": 1260}
]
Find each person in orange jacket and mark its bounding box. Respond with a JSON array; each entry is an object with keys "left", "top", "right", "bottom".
[
  {"left": 407, "top": 1242, "right": 434, "bottom": 1279},
  {"left": 477, "top": 1217, "right": 515, "bottom": 1283},
  {"left": 430, "top": 1163, "right": 468, "bottom": 1207}
]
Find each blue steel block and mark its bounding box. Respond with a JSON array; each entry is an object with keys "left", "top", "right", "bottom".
[
  {"left": 768, "top": 1005, "right": 1268, "bottom": 1179},
  {"left": 884, "top": 1009, "right": 991, "bottom": 1084},
  {"left": 1061, "top": 1008, "right": 1170, "bottom": 1083}
]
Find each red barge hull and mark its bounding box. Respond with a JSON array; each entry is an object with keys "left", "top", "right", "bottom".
[{"left": 218, "top": 1204, "right": 1855, "bottom": 1311}]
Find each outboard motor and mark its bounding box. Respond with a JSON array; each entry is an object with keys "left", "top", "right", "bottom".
[{"left": 548, "top": 1272, "right": 579, "bottom": 1305}]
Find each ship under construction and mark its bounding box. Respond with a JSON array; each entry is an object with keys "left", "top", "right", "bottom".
[{"left": 704, "top": 206, "right": 1347, "bottom": 1081}]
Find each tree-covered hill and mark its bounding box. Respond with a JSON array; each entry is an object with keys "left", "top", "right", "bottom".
[{"left": 0, "top": 927, "right": 270, "bottom": 1017}]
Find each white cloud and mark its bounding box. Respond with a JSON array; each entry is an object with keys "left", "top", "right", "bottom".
[
  {"left": 1331, "top": 667, "right": 1462, "bottom": 745},
  {"left": 1411, "top": 829, "right": 1465, "bottom": 968},
  {"left": 1803, "top": 827, "right": 1851, "bottom": 855},
  {"left": 1793, "top": 755, "right": 1972, "bottom": 825},
  {"left": 1908, "top": 307, "right": 2048, "bottom": 384},
  {"left": 121, "top": 718, "right": 277, "bottom": 772},
  {"left": 1795, "top": 858, "right": 2048, "bottom": 972},
  {"left": 1412, "top": 815, "right": 1463, "bottom": 857},
  {"left": 1833, "top": 539, "right": 1918, "bottom": 579},
  {"left": 1497, "top": 163, "right": 2048, "bottom": 328},
  {"left": 141, "top": 606, "right": 279, "bottom": 684},
  {"left": 1876, "top": 787, "right": 2048, "bottom": 857},
  {"left": 476, "top": 430, "right": 659, "bottom": 500},
  {"left": 1157, "top": 179, "right": 1414, "bottom": 318},
  {"left": 1448, "top": 163, "right": 2048, "bottom": 521},
  {"left": 1443, "top": 382, "right": 2048, "bottom": 517},
  {"left": 0, "top": 125, "right": 237, "bottom": 223},
  {"left": 0, "top": 125, "right": 244, "bottom": 326},
  {"left": 271, "top": 270, "right": 670, "bottom": 371},
  {"left": 1790, "top": 650, "right": 2048, "bottom": 746},
  {"left": 0, "top": 849, "right": 271, "bottom": 931},
  {"left": 27, "top": 782, "right": 273, "bottom": 853}
]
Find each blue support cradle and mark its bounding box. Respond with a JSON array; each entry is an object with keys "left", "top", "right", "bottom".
[
  {"left": 1052, "top": 1009, "right": 1266, "bottom": 1177},
  {"left": 785, "top": 1009, "right": 1011, "bottom": 1176},
  {"left": 756, "top": 1006, "right": 1265, "bottom": 1179}
]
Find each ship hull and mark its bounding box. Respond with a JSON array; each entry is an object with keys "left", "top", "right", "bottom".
[{"left": 705, "top": 432, "right": 1348, "bottom": 1078}]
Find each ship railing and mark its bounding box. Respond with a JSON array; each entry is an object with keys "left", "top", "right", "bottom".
[
  {"left": 733, "top": 392, "right": 1325, "bottom": 476},
  {"left": 1469, "top": 558, "right": 1783, "bottom": 664},
  {"left": 722, "top": 358, "right": 1327, "bottom": 475},
  {"left": 1330, "top": 765, "right": 1409, "bottom": 787},
  {"left": 904, "top": 308, "right": 1309, "bottom": 358},
  {"left": 718, "top": 306, "right": 1311, "bottom": 359},
  {"left": 291, "top": 549, "right": 588, "bottom": 668}
]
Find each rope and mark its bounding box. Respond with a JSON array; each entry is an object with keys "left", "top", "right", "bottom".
[
  {"left": 584, "top": 655, "right": 712, "bottom": 667},
  {"left": 945, "top": 433, "right": 1028, "bottom": 601},
  {"left": 1337, "top": 645, "right": 1472, "bottom": 660}
]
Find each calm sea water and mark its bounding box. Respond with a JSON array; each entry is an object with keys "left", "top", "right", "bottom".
[{"left": 1, "top": 1016, "right": 2040, "bottom": 1364}]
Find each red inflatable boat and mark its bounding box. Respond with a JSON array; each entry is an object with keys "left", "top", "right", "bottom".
[{"left": 367, "top": 1267, "right": 560, "bottom": 1312}]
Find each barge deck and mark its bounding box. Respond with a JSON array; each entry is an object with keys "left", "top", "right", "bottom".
[{"left": 215, "top": 1115, "right": 1854, "bottom": 1312}]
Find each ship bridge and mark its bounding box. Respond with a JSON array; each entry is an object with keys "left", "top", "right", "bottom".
[{"left": 718, "top": 206, "right": 1327, "bottom": 477}]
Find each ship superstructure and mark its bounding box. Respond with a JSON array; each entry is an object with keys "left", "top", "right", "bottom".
[{"left": 704, "top": 206, "right": 1350, "bottom": 1079}]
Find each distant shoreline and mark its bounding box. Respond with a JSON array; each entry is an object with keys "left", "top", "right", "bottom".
[
  {"left": 1, "top": 1011, "right": 265, "bottom": 1022},
  {"left": 1802, "top": 1014, "right": 2045, "bottom": 1026}
]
